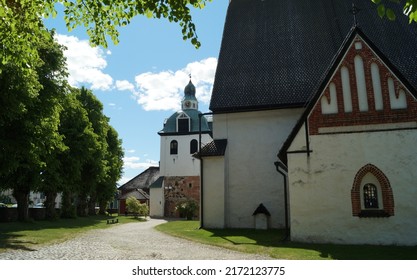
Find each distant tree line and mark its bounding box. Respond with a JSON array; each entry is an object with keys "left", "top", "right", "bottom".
[{"left": 0, "top": 29, "right": 124, "bottom": 221}]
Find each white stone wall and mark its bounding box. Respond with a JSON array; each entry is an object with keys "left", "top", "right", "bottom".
[
  {"left": 211, "top": 108, "right": 303, "bottom": 229},
  {"left": 202, "top": 156, "right": 225, "bottom": 228},
  {"left": 160, "top": 134, "right": 212, "bottom": 177},
  {"left": 149, "top": 187, "right": 164, "bottom": 218},
  {"left": 288, "top": 127, "right": 417, "bottom": 245}
]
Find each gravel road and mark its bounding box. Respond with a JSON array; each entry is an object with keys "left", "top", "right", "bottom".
[{"left": 0, "top": 218, "right": 269, "bottom": 260}]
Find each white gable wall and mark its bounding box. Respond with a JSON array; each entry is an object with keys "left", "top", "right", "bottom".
[
  {"left": 211, "top": 108, "right": 302, "bottom": 229},
  {"left": 288, "top": 128, "right": 417, "bottom": 245}
]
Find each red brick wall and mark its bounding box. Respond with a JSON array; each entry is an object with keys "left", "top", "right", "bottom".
[
  {"left": 163, "top": 176, "right": 200, "bottom": 218},
  {"left": 308, "top": 36, "right": 417, "bottom": 135}
]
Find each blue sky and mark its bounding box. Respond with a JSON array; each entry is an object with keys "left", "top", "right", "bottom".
[{"left": 43, "top": 1, "right": 229, "bottom": 185}]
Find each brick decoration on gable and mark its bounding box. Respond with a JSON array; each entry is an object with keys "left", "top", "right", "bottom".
[
  {"left": 351, "top": 163, "right": 394, "bottom": 217},
  {"left": 308, "top": 36, "right": 417, "bottom": 135}
]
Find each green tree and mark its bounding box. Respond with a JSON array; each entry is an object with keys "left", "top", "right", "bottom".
[
  {"left": 35, "top": 32, "right": 69, "bottom": 220},
  {"left": 57, "top": 89, "right": 98, "bottom": 218},
  {"left": 74, "top": 87, "right": 109, "bottom": 216},
  {"left": 176, "top": 198, "right": 198, "bottom": 220},
  {"left": 97, "top": 126, "right": 124, "bottom": 215},
  {"left": 0, "top": 30, "right": 66, "bottom": 221},
  {"left": 126, "top": 196, "right": 149, "bottom": 218}
]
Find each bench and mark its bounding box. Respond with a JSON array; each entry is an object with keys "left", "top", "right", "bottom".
[{"left": 106, "top": 217, "right": 119, "bottom": 224}]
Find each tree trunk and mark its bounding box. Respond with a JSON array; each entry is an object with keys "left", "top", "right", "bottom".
[
  {"left": 13, "top": 190, "right": 29, "bottom": 221},
  {"left": 98, "top": 200, "right": 108, "bottom": 215},
  {"left": 77, "top": 193, "right": 88, "bottom": 217},
  {"left": 61, "top": 191, "right": 76, "bottom": 218},
  {"left": 44, "top": 191, "right": 57, "bottom": 220},
  {"left": 87, "top": 194, "right": 97, "bottom": 216}
]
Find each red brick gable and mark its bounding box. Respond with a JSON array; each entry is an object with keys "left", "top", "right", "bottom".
[{"left": 308, "top": 35, "right": 417, "bottom": 135}]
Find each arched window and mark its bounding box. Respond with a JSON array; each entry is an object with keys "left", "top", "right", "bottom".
[
  {"left": 351, "top": 164, "right": 394, "bottom": 217},
  {"left": 190, "top": 139, "right": 198, "bottom": 154},
  {"left": 363, "top": 183, "right": 378, "bottom": 209},
  {"left": 170, "top": 140, "right": 178, "bottom": 155}
]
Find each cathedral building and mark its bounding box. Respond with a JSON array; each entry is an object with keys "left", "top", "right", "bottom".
[{"left": 199, "top": 0, "right": 417, "bottom": 245}]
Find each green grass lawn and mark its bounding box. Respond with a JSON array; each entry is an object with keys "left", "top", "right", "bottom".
[
  {"left": 155, "top": 220, "right": 417, "bottom": 260},
  {"left": 0, "top": 215, "right": 144, "bottom": 253}
]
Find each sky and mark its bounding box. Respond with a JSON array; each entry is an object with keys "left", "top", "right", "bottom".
[{"left": 43, "top": 1, "right": 229, "bottom": 185}]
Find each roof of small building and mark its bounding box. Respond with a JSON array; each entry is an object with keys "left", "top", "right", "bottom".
[
  {"left": 119, "top": 188, "right": 150, "bottom": 200},
  {"left": 118, "top": 166, "right": 160, "bottom": 192},
  {"left": 195, "top": 139, "right": 228, "bottom": 158},
  {"left": 210, "top": 0, "right": 417, "bottom": 113},
  {"left": 252, "top": 203, "right": 271, "bottom": 217},
  {"left": 149, "top": 176, "right": 164, "bottom": 189}
]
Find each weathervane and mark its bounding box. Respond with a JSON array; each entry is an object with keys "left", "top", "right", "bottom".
[{"left": 349, "top": 3, "right": 361, "bottom": 27}]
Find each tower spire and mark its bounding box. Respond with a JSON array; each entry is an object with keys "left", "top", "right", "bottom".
[{"left": 182, "top": 78, "right": 198, "bottom": 110}]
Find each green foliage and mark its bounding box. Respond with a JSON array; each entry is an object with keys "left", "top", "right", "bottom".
[
  {"left": 97, "top": 126, "right": 124, "bottom": 214},
  {"left": 61, "top": 0, "right": 210, "bottom": 49},
  {"left": 0, "top": 31, "right": 123, "bottom": 220},
  {"left": 1, "top": 0, "right": 210, "bottom": 84},
  {"left": 126, "top": 196, "right": 149, "bottom": 217},
  {"left": 404, "top": 0, "right": 417, "bottom": 22},
  {"left": 0, "top": 30, "right": 68, "bottom": 221},
  {"left": 371, "top": 0, "right": 417, "bottom": 22},
  {"left": 73, "top": 87, "right": 109, "bottom": 216},
  {"left": 175, "top": 198, "right": 198, "bottom": 220}
]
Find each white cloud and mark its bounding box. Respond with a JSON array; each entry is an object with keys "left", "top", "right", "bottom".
[
  {"left": 108, "top": 103, "right": 116, "bottom": 107},
  {"left": 133, "top": 57, "right": 217, "bottom": 111},
  {"left": 126, "top": 149, "right": 136, "bottom": 153},
  {"left": 123, "top": 156, "right": 158, "bottom": 170},
  {"left": 55, "top": 34, "right": 113, "bottom": 91},
  {"left": 115, "top": 80, "right": 135, "bottom": 92}
]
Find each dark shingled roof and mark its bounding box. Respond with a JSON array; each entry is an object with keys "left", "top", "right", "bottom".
[
  {"left": 195, "top": 139, "right": 228, "bottom": 158},
  {"left": 149, "top": 176, "right": 164, "bottom": 189},
  {"left": 119, "top": 189, "right": 150, "bottom": 200},
  {"left": 118, "top": 166, "right": 160, "bottom": 193},
  {"left": 210, "top": 0, "right": 417, "bottom": 113}
]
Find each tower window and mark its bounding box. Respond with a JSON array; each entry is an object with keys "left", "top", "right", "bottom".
[
  {"left": 177, "top": 113, "right": 190, "bottom": 132},
  {"left": 190, "top": 139, "right": 198, "bottom": 154},
  {"left": 170, "top": 140, "right": 178, "bottom": 155},
  {"left": 363, "top": 183, "right": 378, "bottom": 209}
]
